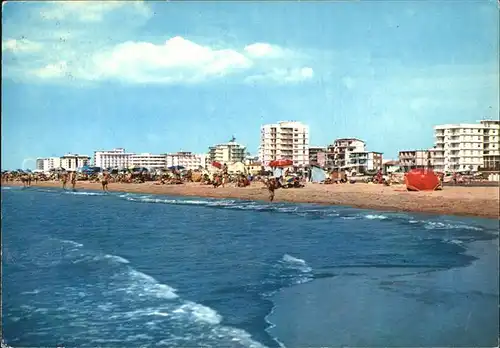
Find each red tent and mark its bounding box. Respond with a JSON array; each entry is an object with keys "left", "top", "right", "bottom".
[
  {"left": 211, "top": 161, "right": 222, "bottom": 169},
  {"left": 405, "top": 168, "right": 441, "bottom": 191},
  {"left": 269, "top": 159, "right": 293, "bottom": 168}
]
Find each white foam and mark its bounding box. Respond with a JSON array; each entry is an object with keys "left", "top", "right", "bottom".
[
  {"left": 365, "top": 214, "right": 388, "bottom": 220},
  {"left": 177, "top": 302, "right": 222, "bottom": 324},
  {"left": 65, "top": 191, "right": 104, "bottom": 196},
  {"left": 409, "top": 220, "right": 419, "bottom": 224},
  {"left": 21, "top": 289, "right": 41, "bottom": 295},
  {"left": 282, "top": 254, "right": 313, "bottom": 273},
  {"left": 128, "top": 269, "right": 178, "bottom": 299},
  {"left": 59, "top": 239, "right": 83, "bottom": 248},
  {"left": 425, "top": 221, "right": 483, "bottom": 231},
  {"left": 103, "top": 254, "right": 130, "bottom": 264},
  {"left": 341, "top": 216, "right": 358, "bottom": 220}
]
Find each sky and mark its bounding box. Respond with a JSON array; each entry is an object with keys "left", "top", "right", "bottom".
[{"left": 2, "top": 0, "right": 499, "bottom": 170}]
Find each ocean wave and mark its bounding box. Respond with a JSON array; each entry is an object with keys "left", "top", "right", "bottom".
[
  {"left": 59, "top": 239, "right": 84, "bottom": 248},
  {"left": 365, "top": 214, "right": 388, "bottom": 220},
  {"left": 64, "top": 191, "right": 105, "bottom": 196},
  {"left": 424, "top": 221, "right": 483, "bottom": 231},
  {"left": 127, "top": 269, "right": 178, "bottom": 300},
  {"left": 103, "top": 254, "right": 130, "bottom": 264},
  {"left": 173, "top": 302, "right": 222, "bottom": 325}
]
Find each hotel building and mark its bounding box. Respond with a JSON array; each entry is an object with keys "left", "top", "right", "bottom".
[
  {"left": 326, "top": 138, "right": 366, "bottom": 170},
  {"left": 259, "top": 121, "right": 310, "bottom": 168},
  {"left": 165, "top": 152, "right": 207, "bottom": 170},
  {"left": 130, "top": 153, "right": 167, "bottom": 170},
  {"left": 93, "top": 148, "right": 135, "bottom": 169},
  {"left": 208, "top": 138, "right": 246, "bottom": 164},
  {"left": 398, "top": 150, "right": 431, "bottom": 172},
  {"left": 60, "top": 154, "right": 91, "bottom": 171},
  {"left": 36, "top": 157, "right": 62, "bottom": 172},
  {"left": 431, "top": 120, "right": 500, "bottom": 172}
]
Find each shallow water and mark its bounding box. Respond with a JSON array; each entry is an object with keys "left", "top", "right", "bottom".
[{"left": 2, "top": 186, "right": 499, "bottom": 347}]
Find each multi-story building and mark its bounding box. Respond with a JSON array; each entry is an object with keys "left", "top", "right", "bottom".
[
  {"left": 431, "top": 120, "right": 500, "bottom": 172},
  {"left": 348, "top": 151, "right": 383, "bottom": 173},
  {"left": 398, "top": 150, "right": 431, "bottom": 172},
  {"left": 130, "top": 153, "right": 167, "bottom": 170},
  {"left": 326, "top": 138, "right": 366, "bottom": 170},
  {"left": 208, "top": 137, "right": 246, "bottom": 164},
  {"left": 308, "top": 146, "right": 327, "bottom": 166},
  {"left": 259, "top": 121, "right": 310, "bottom": 168},
  {"left": 93, "top": 148, "right": 135, "bottom": 169},
  {"left": 165, "top": 152, "right": 206, "bottom": 170},
  {"left": 481, "top": 120, "right": 500, "bottom": 171},
  {"left": 60, "top": 154, "right": 91, "bottom": 171},
  {"left": 36, "top": 157, "right": 62, "bottom": 172}
]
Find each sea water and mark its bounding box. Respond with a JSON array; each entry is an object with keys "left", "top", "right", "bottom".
[{"left": 2, "top": 186, "right": 499, "bottom": 347}]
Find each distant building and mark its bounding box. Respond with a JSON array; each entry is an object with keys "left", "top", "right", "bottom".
[
  {"left": 431, "top": 120, "right": 499, "bottom": 172},
  {"left": 382, "top": 160, "right": 400, "bottom": 174},
  {"left": 326, "top": 138, "right": 366, "bottom": 170},
  {"left": 308, "top": 146, "right": 327, "bottom": 167},
  {"left": 259, "top": 121, "right": 310, "bottom": 168},
  {"left": 348, "top": 151, "right": 383, "bottom": 173},
  {"left": 36, "top": 157, "right": 62, "bottom": 172},
  {"left": 398, "top": 150, "right": 431, "bottom": 172},
  {"left": 165, "top": 152, "right": 206, "bottom": 170},
  {"left": 60, "top": 154, "right": 91, "bottom": 171},
  {"left": 208, "top": 137, "right": 246, "bottom": 164},
  {"left": 93, "top": 148, "right": 134, "bottom": 169},
  {"left": 130, "top": 153, "right": 166, "bottom": 170}
]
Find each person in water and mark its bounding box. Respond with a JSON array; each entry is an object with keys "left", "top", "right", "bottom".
[
  {"left": 61, "top": 172, "right": 68, "bottom": 190},
  {"left": 266, "top": 178, "right": 277, "bottom": 202},
  {"left": 70, "top": 171, "right": 77, "bottom": 190},
  {"left": 101, "top": 172, "right": 109, "bottom": 192}
]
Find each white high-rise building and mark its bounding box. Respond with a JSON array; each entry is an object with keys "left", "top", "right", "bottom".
[
  {"left": 130, "top": 153, "right": 167, "bottom": 170},
  {"left": 60, "top": 154, "right": 91, "bottom": 171},
  {"left": 326, "top": 138, "right": 366, "bottom": 170},
  {"left": 208, "top": 138, "right": 246, "bottom": 164},
  {"left": 165, "top": 152, "right": 206, "bottom": 170},
  {"left": 93, "top": 148, "right": 135, "bottom": 169},
  {"left": 36, "top": 157, "right": 62, "bottom": 172},
  {"left": 431, "top": 120, "right": 500, "bottom": 172},
  {"left": 259, "top": 121, "right": 310, "bottom": 167}
]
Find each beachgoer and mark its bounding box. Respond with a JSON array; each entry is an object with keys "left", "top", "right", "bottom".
[
  {"left": 267, "top": 178, "right": 277, "bottom": 202},
  {"left": 70, "top": 172, "right": 77, "bottom": 190},
  {"left": 62, "top": 172, "right": 68, "bottom": 190},
  {"left": 101, "top": 172, "right": 109, "bottom": 192}
]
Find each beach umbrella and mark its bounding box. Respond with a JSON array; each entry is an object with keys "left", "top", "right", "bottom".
[
  {"left": 269, "top": 159, "right": 293, "bottom": 168},
  {"left": 405, "top": 168, "right": 440, "bottom": 191},
  {"left": 211, "top": 161, "right": 222, "bottom": 169}
]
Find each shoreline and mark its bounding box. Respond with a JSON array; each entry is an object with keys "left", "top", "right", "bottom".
[{"left": 3, "top": 181, "right": 499, "bottom": 219}]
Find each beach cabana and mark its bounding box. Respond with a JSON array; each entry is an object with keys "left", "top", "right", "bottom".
[
  {"left": 310, "top": 166, "right": 327, "bottom": 183},
  {"left": 405, "top": 168, "right": 441, "bottom": 191}
]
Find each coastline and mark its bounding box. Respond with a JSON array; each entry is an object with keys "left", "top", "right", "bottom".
[{"left": 3, "top": 180, "right": 499, "bottom": 219}]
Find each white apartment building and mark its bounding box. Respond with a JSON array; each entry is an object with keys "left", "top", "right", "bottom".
[
  {"left": 93, "top": 148, "right": 135, "bottom": 169},
  {"left": 208, "top": 138, "right": 246, "bottom": 164},
  {"left": 36, "top": 157, "right": 62, "bottom": 172},
  {"left": 165, "top": 152, "right": 206, "bottom": 170},
  {"left": 308, "top": 146, "right": 327, "bottom": 166},
  {"left": 259, "top": 121, "right": 310, "bottom": 168},
  {"left": 432, "top": 120, "right": 500, "bottom": 172},
  {"left": 60, "top": 154, "right": 91, "bottom": 171},
  {"left": 130, "top": 153, "right": 167, "bottom": 170},
  {"left": 398, "top": 150, "right": 431, "bottom": 172},
  {"left": 348, "top": 151, "right": 383, "bottom": 173},
  {"left": 326, "top": 138, "right": 366, "bottom": 170}
]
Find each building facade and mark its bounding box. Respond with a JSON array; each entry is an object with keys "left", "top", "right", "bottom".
[
  {"left": 308, "top": 146, "right": 327, "bottom": 166},
  {"left": 348, "top": 151, "right": 383, "bottom": 173},
  {"left": 165, "top": 152, "right": 206, "bottom": 170},
  {"left": 93, "top": 148, "right": 135, "bottom": 169},
  {"left": 398, "top": 150, "right": 431, "bottom": 172},
  {"left": 259, "top": 121, "right": 310, "bottom": 167},
  {"left": 326, "top": 138, "right": 366, "bottom": 170},
  {"left": 208, "top": 138, "right": 246, "bottom": 164},
  {"left": 431, "top": 120, "right": 500, "bottom": 172},
  {"left": 60, "top": 154, "right": 91, "bottom": 171},
  {"left": 130, "top": 153, "right": 167, "bottom": 170},
  {"left": 36, "top": 157, "right": 62, "bottom": 172}
]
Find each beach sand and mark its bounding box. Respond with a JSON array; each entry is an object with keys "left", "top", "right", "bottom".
[{"left": 3, "top": 181, "right": 499, "bottom": 219}]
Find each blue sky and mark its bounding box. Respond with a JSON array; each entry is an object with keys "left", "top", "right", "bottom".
[{"left": 2, "top": 0, "right": 498, "bottom": 170}]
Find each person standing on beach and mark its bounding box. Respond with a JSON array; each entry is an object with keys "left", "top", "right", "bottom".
[
  {"left": 101, "top": 172, "right": 110, "bottom": 192},
  {"left": 266, "top": 178, "right": 277, "bottom": 202}
]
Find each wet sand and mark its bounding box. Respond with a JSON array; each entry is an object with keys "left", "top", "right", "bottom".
[{"left": 3, "top": 181, "right": 499, "bottom": 219}]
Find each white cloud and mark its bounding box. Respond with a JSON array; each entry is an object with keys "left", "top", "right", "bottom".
[
  {"left": 2, "top": 2, "right": 312, "bottom": 85},
  {"left": 2, "top": 38, "right": 43, "bottom": 53}
]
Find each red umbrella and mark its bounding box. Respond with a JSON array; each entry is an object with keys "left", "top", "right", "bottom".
[
  {"left": 269, "top": 159, "right": 293, "bottom": 168},
  {"left": 211, "top": 161, "right": 222, "bottom": 169},
  {"left": 405, "top": 168, "right": 440, "bottom": 191}
]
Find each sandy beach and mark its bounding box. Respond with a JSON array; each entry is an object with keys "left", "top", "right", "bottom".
[{"left": 4, "top": 180, "right": 499, "bottom": 219}]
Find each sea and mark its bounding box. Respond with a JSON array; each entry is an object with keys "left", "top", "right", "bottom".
[{"left": 2, "top": 185, "right": 499, "bottom": 348}]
